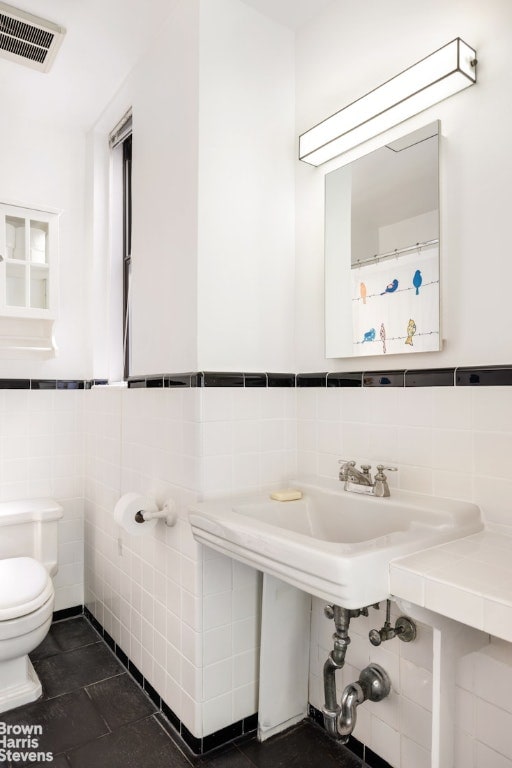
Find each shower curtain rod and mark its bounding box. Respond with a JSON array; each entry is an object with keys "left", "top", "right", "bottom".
[{"left": 352, "top": 238, "right": 439, "bottom": 268}]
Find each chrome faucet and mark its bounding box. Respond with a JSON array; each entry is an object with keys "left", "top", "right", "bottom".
[{"left": 338, "top": 460, "right": 397, "bottom": 497}]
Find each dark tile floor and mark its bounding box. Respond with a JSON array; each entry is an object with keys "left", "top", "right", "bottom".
[{"left": 2, "top": 617, "right": 363, "bottom": 768}]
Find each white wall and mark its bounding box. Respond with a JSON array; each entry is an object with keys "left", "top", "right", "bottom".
[
  {"left": 197, "top": 0, "right": 296, "bottom": 372},
  {"left": 90, "top": 0, "right": 200, "bottom": 378},
  {"left": 89, "top": 0, "right": 296, "bottom": 378},
  {"left": 0, "top": 118, "right": 89, "bottom": 378},
  {"left": 295, "top": 0, "right": 512, "bottom": 370}
]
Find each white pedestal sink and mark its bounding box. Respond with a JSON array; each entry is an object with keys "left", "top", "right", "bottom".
[{"left": 189, "top": 476, "right": 483, "bottom": 608}]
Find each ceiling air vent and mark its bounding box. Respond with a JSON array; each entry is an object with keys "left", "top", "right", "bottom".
[{"left": 0, "top": 2, "right": 65, "bottom": 72}]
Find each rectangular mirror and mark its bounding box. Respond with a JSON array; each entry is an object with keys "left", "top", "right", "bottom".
[{"left": 325, "top": 121, "right": 440, "bottom": 358}]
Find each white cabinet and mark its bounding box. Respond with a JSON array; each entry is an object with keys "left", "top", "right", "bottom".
[{"left": 0, "top": 202, "right": 59, "bottom": 355}]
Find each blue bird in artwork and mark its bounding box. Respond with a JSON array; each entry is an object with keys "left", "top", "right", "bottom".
[
  {"left": 380, "top": 278, "right": 399, "bottom": 295},
  {"left": 362, "top": 328, "right": 376, "bottom": 343},
  {"left": 413, "top": 269, "right": 422, "bottom": 295}
]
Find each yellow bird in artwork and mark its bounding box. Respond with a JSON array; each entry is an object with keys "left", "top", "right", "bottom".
[
  {"left": 360, "top": 282, "right": 367, "bottom": 304},
  {"left": 405, "top": 318, "right": 416, "bottom": 346}
]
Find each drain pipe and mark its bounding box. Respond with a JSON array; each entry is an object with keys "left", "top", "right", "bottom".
[
  {"left": 322, "top": 604, "right": 362, "bottom": 738},
  {"left": 337, "top": 664, "right": 391, "bottom": 740},
  {"left": 322, "top": 604, "right": 392, "bottom": 742}
]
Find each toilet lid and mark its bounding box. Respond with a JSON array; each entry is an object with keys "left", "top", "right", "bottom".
[{"left": 0, "top": 557, "right": 53, "bottom": 621}]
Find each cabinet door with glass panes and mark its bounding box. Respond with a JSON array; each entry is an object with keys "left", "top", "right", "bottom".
[{"left": 0, "top": 203, "right": 58, "bottom": 318}]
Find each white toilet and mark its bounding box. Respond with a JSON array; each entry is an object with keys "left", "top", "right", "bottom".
[{"left": 0, "top": 498, "right": 63, "bottom": 713}]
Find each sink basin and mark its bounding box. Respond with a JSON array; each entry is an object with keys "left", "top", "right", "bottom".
[{"left": 189, "top": 476, "right": 483, "bottom": 608}]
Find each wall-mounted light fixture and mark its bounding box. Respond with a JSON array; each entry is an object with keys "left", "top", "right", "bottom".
[{"left": 299, "top": 38, "right": 476, "bottom": 166}]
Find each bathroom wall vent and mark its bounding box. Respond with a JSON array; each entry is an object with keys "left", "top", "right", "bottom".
[{"left": 0, "top": 2, "right": 65, "bottom": 73}]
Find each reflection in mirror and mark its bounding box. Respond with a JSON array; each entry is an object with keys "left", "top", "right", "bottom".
[{"left": 325, "top": 121, "right": 440, "bottom": 358}]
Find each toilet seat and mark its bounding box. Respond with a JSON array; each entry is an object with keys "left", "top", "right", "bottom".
[{"left": 0, "top": 557, "right": 53, "bottom": 621}]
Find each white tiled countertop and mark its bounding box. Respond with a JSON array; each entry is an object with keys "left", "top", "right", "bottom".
[{"left": 389, "top": 530, "right": 512, "bottom": 642}]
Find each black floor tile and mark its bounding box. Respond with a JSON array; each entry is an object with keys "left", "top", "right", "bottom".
[
  {"left": 5, "top": 618, "right": 370, "bottom": 768},
  {"left": 238, "top": 722, "right": 363, "bottom": 768},
  {"left": 2, "top": 689, "right": 109, "bottom": 756},
  {"left": 30, "top": 617, "right": 99, "bottom": 661},
  {"left": 34, "top": 642, "right": 124, "bottom": 699},
  {"left": 29, "top": 630, "right": 61, "bottom": 661},
  {"left": 86, "top": 673, "right": 157, "bottom": 730},
  {"left": 48, "top": 617, "right": 100, "bottom": 652},
  {"left": 199, "top": 743, "right": 256, "bottom": 768},
  {"left": 66, "top": 716, "right": 192, "bottom": 768}
]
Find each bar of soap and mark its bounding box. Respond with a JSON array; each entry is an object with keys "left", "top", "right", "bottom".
[{"left": 270, "top": 489, "right": 303, "bottom": 502}]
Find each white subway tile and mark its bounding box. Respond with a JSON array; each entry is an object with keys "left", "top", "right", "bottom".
[
  {"left": 203, "top": 625, "right": 232, "bottom": 665},
  {"left": 370, "top": 715, "right": 401, "bottom": 767},
  {"left": 399, "top": 697, "right": 431, "bottom": 749},
  {"left": 476, "top": 698, "right": 512, "bottom": 759},
  {"left": 475, "top": 741, "right": 512, "bottom": 768},
  {"left": 456, "top": 685, "right": 476, "bottom": 733},
  {"left": 203, "top": 555, "right": 233, "bottom": 595},
  {"left": 424, "top": 580, "right": 484, "bottom": 630},
  {"left": 181, "top": 658, "right": 201, "bottom": 699},
  {"left": 180, "top": 692, "right": 202, "bottom": 738},
  {"left": 203, "top": 591, "right": 232, "bottom": 629},
  {"left": 203, "top": 658, "right": 232, "bottom": 700},
  {"left": 472, "top": 388, "right": 512, "bottom": 433},
  {"left": 233, "top": 650, "right": 258, "bottom": 687},
  {"left": 399, "top": 623, "right": 433, "bottom": 672},
  {"left": 233, "top": 683, "right": 258, "bottom": 721},
  {"left": 202, "top": 693, "right": 233, "bottom": 736},
  {"left": 201, "top": 389, "right": 234, "bottom": 422},
  {"left": 389, "top": 566, "right": 425, "bottom": 605},
  {"left": 401, "top": 735, "right": 431, "bottom": 768},
  {"left": 400, "top": 659, "right": 433, "bottom": 711},
  {"left": 181, "top": 623, "right": 202, "bottom": 666},
  {"left": 233, "top": 616, "right": 259, "bottom": 654}
]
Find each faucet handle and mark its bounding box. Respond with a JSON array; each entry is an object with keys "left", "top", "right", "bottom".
[
  {"left": 373, "top": 465, "right": 397, "bottom": 498},
  {"left": 375, "top": 464, "right": 397, "bottom": 476},
  {"left": 338, "top": 459, "right": 355, "bottom": 465}
]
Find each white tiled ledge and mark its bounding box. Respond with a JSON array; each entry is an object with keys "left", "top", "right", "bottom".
[{"left": 389, "top": 530, "right": 512, "bottom": 642}]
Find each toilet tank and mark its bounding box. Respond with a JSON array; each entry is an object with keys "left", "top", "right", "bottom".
[{"left": 0, "top": 498, "right": 64, "bottom": 575}]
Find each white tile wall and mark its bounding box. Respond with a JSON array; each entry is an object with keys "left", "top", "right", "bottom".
[
  {"left": 200, "top": 386, "right": 296, "bottom": 496},
  {"left": 4, "top": 380, "right": 512, "bottom": 759},
  {"left": 454, "top": 639, "right": 512, "bottom": 768},
  {"left": 300, "top": 383, "right": 512, "bottom": 768},
  {"left": 84, "top": 386, "right": 204, "bottom": 732},
  {"left": 297, "top": 385, "right": 512, "bottom": 529},
  {"left": 83, "top": 384, "right": 293, "bottom": 739},
  {"left": 0, "top": 389, "right": 85, "bottom": 610}
]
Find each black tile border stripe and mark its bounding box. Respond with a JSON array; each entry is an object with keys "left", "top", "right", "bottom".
[
  {"left": 53, "top": 604, "right": 83, "bottom": 622},
  {"left": 405, "top": 368, "right": 455, "bottom": 387},
  {"left": 308, "top": 704, "right": 391, "bottom": 768},
  {"left": 363, "top": 370, "right": 405, "bottom": 387},
  {"left": 456, "top": 366, "right": 512, "bottom": 386},
  {"left": 327, "top": 372, "right": 362, "bottom": 387},
  {"left": 80, "top": 606, "right": 257, "bottom": 755},
  {"left": 4, "top": 365, "right": 512, "bottom": 390}
]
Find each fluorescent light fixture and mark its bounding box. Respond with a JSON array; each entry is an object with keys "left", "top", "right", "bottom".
[{"left": 299, "top": 38, "right": 476, "bottom": 166}]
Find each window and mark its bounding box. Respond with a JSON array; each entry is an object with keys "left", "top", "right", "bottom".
[
  {"left": 122, "top": 134, "right": 132, "bottom": 378},
  {"left": 109, "top": 110, "right": 132, "bottom": 379}
]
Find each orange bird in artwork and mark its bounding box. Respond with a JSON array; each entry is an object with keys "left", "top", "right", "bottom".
[{"left": 360, "top": 282, "right": 367, "bottom": 304}]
